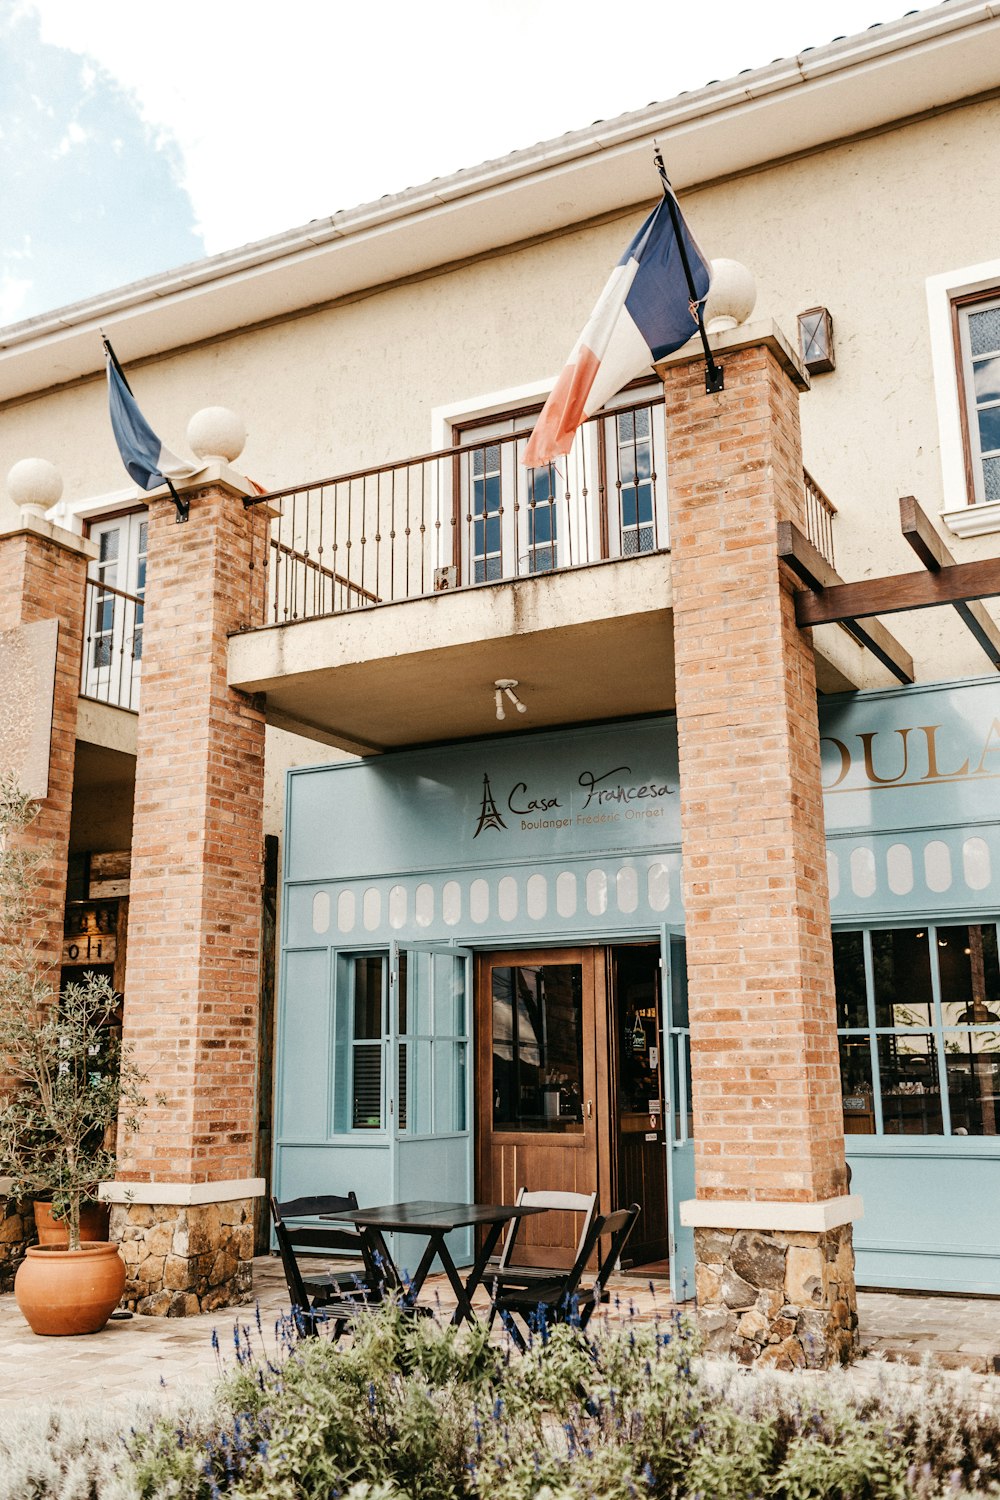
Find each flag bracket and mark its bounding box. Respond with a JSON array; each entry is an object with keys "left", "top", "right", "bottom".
[
  {"left": 704, "top": 356, "right": 725, "bottom": 394},
  {"left": 165, "top": 478, "right": 190, "bottom": 524}
]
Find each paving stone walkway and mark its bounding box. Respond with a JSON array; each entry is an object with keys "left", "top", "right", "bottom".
[{"left": 0, "top": 1256, "right": 998, "bottom": 1411}]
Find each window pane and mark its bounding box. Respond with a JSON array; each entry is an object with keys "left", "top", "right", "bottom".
[
  {"left": 433, "top": 955, "right": 465, "bottom": 1036},
  {"left": 492, "top": 964, "right": 584, "bottom": 1133},
  {"left": 938, "top": 924, "right": 1000, "bottom": 1026},
  {"left": 434, "top": 1039, "right": 467, "bottom": 1132},
  {"left": 983, "top": 455, "right": 1000, "bottom": 501},
  {"left": 969, "top": 304, "right": 1000, "bottom": 357},
  {"left": 973, "top": 355, "right": 1000, "bottom": 403},
  {"left": 833, "top": 930, "right": 868, "bottom": 1028},
  {"left": 398, "top": 951, "right": 408, "bottom": 1034},
  {"left": 354, "top": 956, "right": 383, "bottom": 1040},
  {"left": 529, "top": 467, "right": 554, "bottom": 504},
  {"left": 978, "top": 405, "right": 1000, "bottom": 456},
  {"left": 878, "top": 1033, "right": 943, "bottom": 1134},
  {"left": 839, "top": 1036, "right": 876, "bottom": 1134},
  {"left": 943, "top": 1030, "right": 1000, "bottom": 1136},
  {"left": 398, "top": 1041, "right": 407, "bottom": 1131},
  {"left": 871, "top": 928, "right": 932, "bottom": 1027},
  {"left": 352, "top": 1045, "right": 382, "bottom": 1129}
]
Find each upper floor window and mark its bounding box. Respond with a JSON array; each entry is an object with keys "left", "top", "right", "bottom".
[
  {"left": 451, "top": 383, "right": 667, "bottom": 586},
  {"left": 956, "top": 292, "right": 1000, "bottom": 505},
  {"left": 82, "top": 509, "right": 147, "bottom": 710}
]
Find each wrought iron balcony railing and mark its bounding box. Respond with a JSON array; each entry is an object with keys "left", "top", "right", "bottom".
[
  {"left": 243, "top": 395, "right": 672, "bottom": 628},
  {"left": 239, "top": 401, "right": 837, "bottom": 631},
  {"left": 79, "top": 577, "right": 142, "bottom": 712}
]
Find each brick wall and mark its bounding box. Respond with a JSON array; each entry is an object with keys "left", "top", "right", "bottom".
[
  {"left": 0, "top": 526, "right": 87, "bottom": 971},
  {"left": 663, "top": 342, "right": 847, "bottom": 1206},
  {"left": 122, "top": 485, "right": 268, "bottom": 1185}
]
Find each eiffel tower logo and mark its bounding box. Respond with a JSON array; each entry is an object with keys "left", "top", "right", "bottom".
[{"left": 473, "top": 773, "right": 507, "bottom": 838}]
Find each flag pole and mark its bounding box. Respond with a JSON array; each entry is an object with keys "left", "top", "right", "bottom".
[
  {"left": 101, "top": 333, "right": 135, "bottom": 397},
  {"left": 653, "top": 148, "right": 724, "bottom": 394}
]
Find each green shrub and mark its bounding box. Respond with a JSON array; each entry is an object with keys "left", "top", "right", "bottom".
[
  {"left": 2, "top": 1297, "right": 998, "bottom": 1498},
  {"left": 119, "top": 1298, "right": 1000, "bottom": 1500}
]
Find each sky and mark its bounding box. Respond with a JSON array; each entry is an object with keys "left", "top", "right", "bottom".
[{"left": 1, "top": 0, "right": 937, "bottom": 327}]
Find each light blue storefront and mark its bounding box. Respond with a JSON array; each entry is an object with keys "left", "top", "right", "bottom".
[{"left": 275, "top": 677, "right": 1000, "bottom": 1295}]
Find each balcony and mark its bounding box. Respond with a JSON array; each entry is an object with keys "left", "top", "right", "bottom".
[
  {"left": 245, "top": 394, "right": 672, "bottom": 628},
  {"left": 230, "top": 397, "right": 841, "bottom": 754}
]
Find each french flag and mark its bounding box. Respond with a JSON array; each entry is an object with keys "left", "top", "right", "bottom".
[
  {"left": 523, "top": 187, "right": 712, "bottom": 469},
  {"left": 104, "top": 339, "right": 199, "bottom": 493}
]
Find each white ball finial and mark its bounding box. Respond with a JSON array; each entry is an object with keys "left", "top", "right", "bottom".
[
  {"left": 704, "top": 259, "right": 757, "bottom": 333},
  {"left": 6, "top": 457, "right": 63, "bottom": 519},
  {"left": 186, "top": 406, "right": 246, "bottom": 464}
]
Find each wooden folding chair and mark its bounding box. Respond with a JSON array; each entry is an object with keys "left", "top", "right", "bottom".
[
  {"left": 269, "top": 1192, "right": 383, "bottom": 1337},
  {"left": 486, "top": 1188, "right": 597, "bottom": 1322},
  {"left": 491, "top": 1203, "right": 641, "bottom": 1351}
]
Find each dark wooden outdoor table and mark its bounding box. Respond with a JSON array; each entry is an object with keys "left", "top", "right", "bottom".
[{"left": 322, "top": 1199, "right": 547, "bottom": 1326}]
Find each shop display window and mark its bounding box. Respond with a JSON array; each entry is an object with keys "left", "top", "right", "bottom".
[
  {"left": 834, "top": 923, "right": 1000, "bottom": 1137},
  {"left": 492, "top": 964, "right": 584, "bottom": 1132}
]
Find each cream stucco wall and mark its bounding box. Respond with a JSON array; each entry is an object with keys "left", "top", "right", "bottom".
[{"left": 3, "top": 94, "right": 999, "bottom": 682}]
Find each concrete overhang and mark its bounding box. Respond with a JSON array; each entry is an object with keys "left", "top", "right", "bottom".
[
  {"left": 228, "top": 550, "right": 878, "bottom": 753},
  {"left": 2, "top": 3, "right": 999, "bottom": 403},
  {"left": 228, "top": 555, "right": 677, "bottom": 753}
]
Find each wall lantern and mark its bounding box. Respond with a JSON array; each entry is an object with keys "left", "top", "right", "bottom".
[{"left": 797, "top": 306, "right": 836, "bottom": 375}]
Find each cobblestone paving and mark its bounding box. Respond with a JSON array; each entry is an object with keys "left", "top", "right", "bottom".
[{"left": 0, "top": 1257, "right": 997, "bottom": 1411}]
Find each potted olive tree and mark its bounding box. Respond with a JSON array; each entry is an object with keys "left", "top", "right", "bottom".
[{"left": 0, "top": 778, "right": 149, "bottom": 1335}]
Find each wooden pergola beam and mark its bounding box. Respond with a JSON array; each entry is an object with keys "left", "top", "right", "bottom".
[
  {"left": 794, "top": 556, "right": 1000, "bottom": 626},
  {"left": 899, "top": 495, "right": 1000, "bottom": 669},
  {"left": 777, "top": 521, "right": 914, "bottom": 684}
]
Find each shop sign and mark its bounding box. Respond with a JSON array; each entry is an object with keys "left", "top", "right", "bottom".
[{"left": 819, "top": 679, "right": 1000, "bottom": 834}]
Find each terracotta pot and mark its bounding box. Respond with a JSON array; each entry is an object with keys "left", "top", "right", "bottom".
[
  {"left": 33, "top": 1200, "right": 110, "bottom": 1247},
  {"left": 14, "top": 1242, "right": 126, "bottom": 1336}
]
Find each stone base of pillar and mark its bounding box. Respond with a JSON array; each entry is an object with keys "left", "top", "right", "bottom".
[
  {"left": 110, "top": 1200, "right": 254, "bottom": 1315},
  {"left": 694, "top": 1224, "right": 859, "bottom": 1369},
  {"left": 0, "top": 1197, "right": 34, "bottom": 1293}
]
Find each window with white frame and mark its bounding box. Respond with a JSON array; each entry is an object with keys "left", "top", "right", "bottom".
[
  {"left": 83, "top": 509, "right": 148, "bottom": 708},
  {"left": 450, "top": 382, "right": 667, "bottom": 585},
  {"left": 956, "top": 292, "right": 1000, "bottom": 504}
]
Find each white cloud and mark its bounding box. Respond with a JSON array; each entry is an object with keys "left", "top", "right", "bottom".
[{"left": 53, "top": 118, "right": 87, "bottom": 156}]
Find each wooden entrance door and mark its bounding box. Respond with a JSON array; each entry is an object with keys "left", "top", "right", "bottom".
[{"left": 476, "top": 947, "right": 608, "bottom": 1268}]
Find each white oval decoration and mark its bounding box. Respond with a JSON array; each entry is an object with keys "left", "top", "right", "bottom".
[
  {"left": 442, "top": 880, "right": 462, "bottom": 926},
  {"left": 647, "top": 862, "right": 670, "bottom": 912},
  {"left": 886, "top": 844, "right": 914, "bottom": 896},
  {"left": 924, "top": 840, "right": 952, "bottom": 894},
  {"left": 826, "top": 850, "right": 840, "bottom": 901},
  {"left": 850, "top": 847, "right": 877, "bottom": 899},
  {"left": 526, "top": 873, "right": 547, "bottom": 920},
  {"left": 469, "top": 879, "right": 490, "bottom": 924},
  {"left": 388, "top": 884, "right": 407, "bottom": 930},
  {"left": 414, "top": 882, "right": 434, "bottom": 928},
  {"left": 311, "top": 891, "right": 330, "bottom": 935},
  {"left": 586, "top": 868, "right": 608, "bottom": 916},
  {"left": 363, "top": 887, "right": 382, "bottom": 931},
  {"left": 337, "top": 889, "right": 356, "bottom": 933},
  {"left": 616, "top": 866, "right": 639, "bottom": 914},
  {"left": 963, "top": 837, "right": 990, "bottom": 892},
  {"left": 498, "top": 876, "right": 519, "bottom": 922},
  {"left": 555, "top": 871, "right": 577, "bottom": 919}
]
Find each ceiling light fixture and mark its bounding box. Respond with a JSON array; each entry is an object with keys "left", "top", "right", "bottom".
[{"left": 494, "top": 679, "right": 527, "bottom": 721}]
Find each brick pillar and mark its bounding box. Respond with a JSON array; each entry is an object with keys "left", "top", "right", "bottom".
[
  {"left": 661, "top": 323, "right": 860, "bottom": 1368},
  {"left": 110, "top": 472, "right": 269, "bottom": 1315},
  {"left": 0, "top": 518, "right": 92, "bottom": 968},
  {"left": 0, "top": 515, "right": 93, "bottom": 1288}
]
